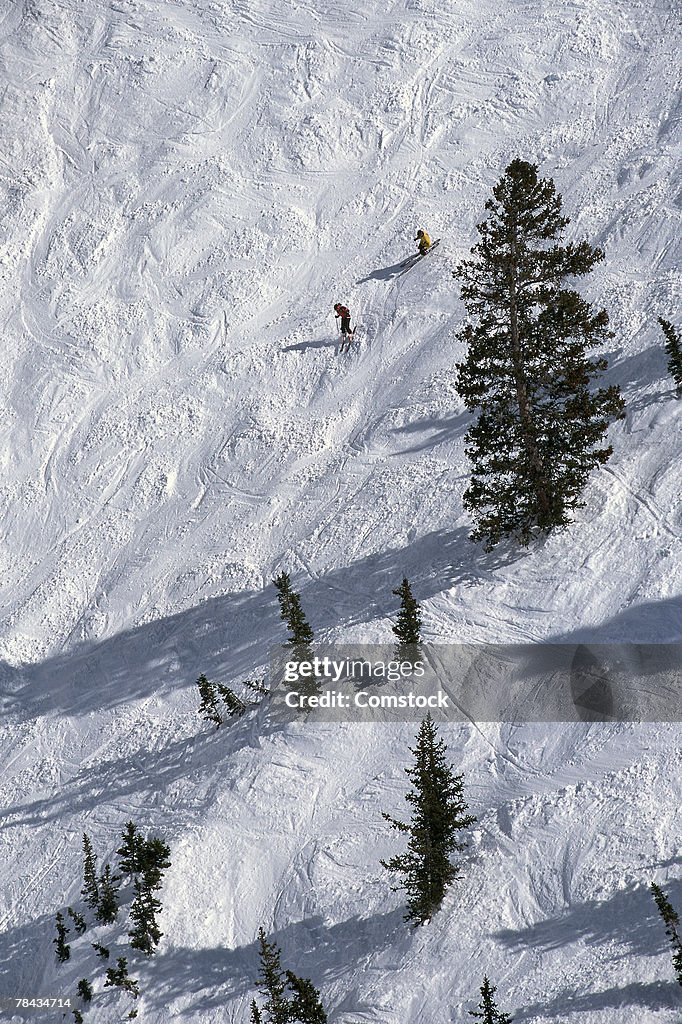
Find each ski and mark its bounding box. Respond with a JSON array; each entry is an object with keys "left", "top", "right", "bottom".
[
  {"left": 401, "top": 238, "right": 441, "bottom": 269},
  {"left": 339, "top": 326, "right": 362, "bottom": 354}
]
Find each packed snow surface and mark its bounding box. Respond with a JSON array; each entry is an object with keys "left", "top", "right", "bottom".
[{"left": 0, "top": 0, "right": 680, "bottom": 1020}]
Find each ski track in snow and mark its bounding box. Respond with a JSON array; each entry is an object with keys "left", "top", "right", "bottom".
[{"left": 0, "top": 0, "right": 680, "bottom": 1020}]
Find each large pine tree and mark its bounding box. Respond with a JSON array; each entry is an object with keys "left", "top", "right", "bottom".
[
  {"left": 453, "top": 158, "right": 624, "bottom": 549},
  {"left": 468, "top": 976, "right": 514, "bottom": 1023},
  {"left": 381, "top": 715, "right": 476, "bottom": 925}
]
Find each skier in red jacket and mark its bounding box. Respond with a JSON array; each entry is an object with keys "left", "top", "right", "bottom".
[{"left": 334, "top": 303, "right": 355, "bottom": 351}]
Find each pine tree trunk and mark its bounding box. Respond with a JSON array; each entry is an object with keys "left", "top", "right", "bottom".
[{"left": 508, "top": 226, "right": 551, "bottom": 519}]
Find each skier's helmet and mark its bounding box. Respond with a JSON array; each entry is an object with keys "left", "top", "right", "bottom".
[
  {"left": 334, "top": 303, "right": 341, "bottom": 311},
  {"left": 416, "top": 229, "right": 424, "bottom": 237}
]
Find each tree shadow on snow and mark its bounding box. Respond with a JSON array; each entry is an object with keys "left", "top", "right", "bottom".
[
  {"left": 512, "top": 980, "right": 679, "bottom": 1020},
  {"left": 605, "top": 344, "right": 669, "bottom": 392},
  {"left": 0, "top": 527, "right": 508, "bottom": 722},
  {"left": 390, "top": 411, "right": 471, "bottom": 454},
  {"left": 0, "top": 711, "right": 268, "bottom": 829},
  {"left": 497, "top": 882, "right": 682, "bottom": 1018},
  {"left": 0, "top": 912, "right": 55, "bottom": 997},
  {"left": 494, "top": 880, "right": 682, "bottom": 960},
  {"left": 0, "top": 526, "right": 516, "bottom": 829},
  {"left": 0, "top": 876, "right": 404, "bottom": 1012},
  {"left": 146, "top": 907, "right": 406, "bottom": 1015},
  {"left": 547, "top": 594, "right": 682, "bottom": 644}
]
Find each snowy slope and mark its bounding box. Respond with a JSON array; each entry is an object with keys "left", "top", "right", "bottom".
[{"left": 0, "top": 0, "right": 681, "bottom": 1020}]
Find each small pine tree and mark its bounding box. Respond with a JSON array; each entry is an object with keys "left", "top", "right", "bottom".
[
  {"left": 216, "top": 683, "right": 247, "bottom": 717},
  {"left": 381, "top": 714, "right": 476, "bottom": 925},
  {"left": 196, "top": 673, "right": 223, "bottom": 728},
  {"left": 273, "top": 572, "right": 317, "bottom": 697},
  {"left": 250, "top": 999, "right": 264, "bottom": 1024},
  {"left": 469, "top": 977, "right": 513, "bottom": 1023},
  {"left": 95, "top": 864, "right": 119, "bottom": 924},
  {"left": 53, "top": 911, "right": 70, "bottom": 963},
  {"left": 651, "top": 882, "right": 682, "bottom": 986},
  {"left": 76, "top": 978, "right": 93, "bottom": 1003},
  {"left": 243, "top": 678, "right": 268, "bottom": 697},
  {"left": 104, "top": 957, "right": 139, "bottom": 997},
  {"left": 254, "top": 927, "right": 291, "bottom": 1024},
  {"left": 67, "top": 907, "right": 87, "bottom": 935},
  {"left": 129, "top": 876, "right": 163, "bottom": 955},
  {"left": 81, "top": 833, "right": 99, "bottom": 909},
  {"left": 138, "top": 836, "right": 171, "bottom": 890},
  {"left": 392, "top": 578, "right": 422, "bottom": 661},
  {"left": 72, "top": 1011, "right": 84, "bottom": 1024},
  {"left": 92, "top": 941, "right": 110, "bottom": 959},
  {"left": 117, "top": 821, "right": 145, "bottom": 876},
  {"left": 453, "top": 158, "right": 624, "bottom": 549},
  {"left": 273, "top": 572, "right": 315, "bottom": 652},
  {"left": 658, "top": 318, "right": 682, "bottom": 397},
  {"left": 285, "top": 971, "right": 328, "bottom": 1024}
]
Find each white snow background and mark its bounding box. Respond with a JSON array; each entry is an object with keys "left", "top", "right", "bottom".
[{"left": 0, "top": 0, "right": 681, "bottom": 1020}]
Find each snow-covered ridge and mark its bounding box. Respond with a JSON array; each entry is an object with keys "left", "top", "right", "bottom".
[{"left": 0, "top": 0, "right": 680, "bottom": 1020}]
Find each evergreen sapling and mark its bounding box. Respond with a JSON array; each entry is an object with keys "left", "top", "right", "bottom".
[
  {"left": 468, "top": 977, "right": 513, "bottom": 1023},
  {"left": 391, "top": 578, "right": 423, "bottom": 662},
  {"left": 196, "top": 673, "right": 223, "bottom": 728},
  {"left": 217, "top": 683, "right": 247, "bottom": 717},
  {"left": 95, "top": 864, "right": 119, "bottom": 925},
  {"left": 104, "top": 957, "right": 139, "bottom": 997},
  {"left": 381, "top": 714, "right": 476, "bottom": 925},
  {"left": 53, "top": 911, "right": 70, "bottom": 963},
  {"left": 273, "top": 573, "right": 314, "bottom": 655},
  {"left": 243, "top": 678, "right": 268, "bottom": 698},
  {"left": 76, "top": 978, "right": 93, "bottom": 1004},
  {"left": 651, "top": 882, "right": 682, "bottom": 985},
  {"left": 658, "top": 318, "right": 682, "bottom": 397},
  {"left": 67, "top": 907, "right": 87, "bottom": 935},
  {"left": 138, "top": 836, "right": 171, "bottom": 890},
  {"left": 81, "top": 833, "right": 99, "bottom": 909},
  {"left": 285, "top": 971, "right": 328, "bottom": 1024},
  {"left": 117, "top": 821, "right": 145, "bottom": 877},
  {"left": 129, "top": 876, "right": 163, "bottom": 955},
  {"left": 254, "top": 927, "right": 292, "bottom": 1024}
]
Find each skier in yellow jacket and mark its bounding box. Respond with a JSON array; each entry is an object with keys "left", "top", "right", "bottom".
[{"left": 415, "top": 229, "right": 431, "bottom": 256}]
